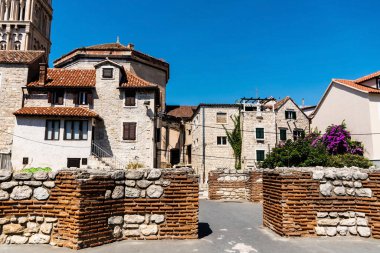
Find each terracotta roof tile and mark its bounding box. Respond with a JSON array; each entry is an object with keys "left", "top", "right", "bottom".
[
  {"left": 167, "top": 106, "right": 197, "bottom": 119},
  {"left": 14, "top": 107, "right": 99, "bottom": 118},
  {"left": 28, "top": 69, "right": 96, "bottom": 88},
  {"left": 274, "top": 96, "right": 290, "bottom": 110},
  {"left": 120, "top": 71, "right": 157, "bottom": 88},
  {"left": 86, "top": 43, "right": 129, "bottom": 50},
  {"left": 354, "top": 71, "right": 380, "bottom": 83},
  {"left": 333, "top": 79, "right": 380, "bottom": 94},
  {"left": 0, "top": 51, "right": 45, "bottom": 64}
]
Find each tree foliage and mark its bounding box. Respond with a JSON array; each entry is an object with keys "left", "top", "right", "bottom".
[{"left": 224, "top": 114, "right": 242, "bottom": 170}]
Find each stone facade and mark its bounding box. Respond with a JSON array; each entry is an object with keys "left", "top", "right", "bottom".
[
  {"left": 263, "top": 167, "right": 380, "bottom": 239},
  {"left": 208, "top": 168, "right": 263, "bottom": 202},
  {"left": 0, "top": 168, "right": 199, "bottom": 249}
]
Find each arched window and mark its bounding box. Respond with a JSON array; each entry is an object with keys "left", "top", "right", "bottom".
[
  {"left": 0, "top": 41, "right": 6, "bottom": 50},
  {"left": 14, "top": 40, "right": 21, "bottom": 50}
]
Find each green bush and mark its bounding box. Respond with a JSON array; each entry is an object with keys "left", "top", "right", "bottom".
[
  {"left": 20, "top": 167, "right": 52, "bottom": 173},
  {"left": 326, "top": 154, "right": 372, "bottom": 168},
  {"left": 127, "top": 162, "right": 144, "bottom": 170},
  {"left": 261, "top": 140, "right": 329, "bottom": 169}
]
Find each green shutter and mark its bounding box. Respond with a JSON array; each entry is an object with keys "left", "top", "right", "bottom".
[
  {"left": 256, "top": 150, "right": 265, "bottom": 161},
  {"left": 256, "top": 128, "right": 264, "bottom": 139},
  {"left": 280, "top": 129, "right": 287, "bottom": 141}
]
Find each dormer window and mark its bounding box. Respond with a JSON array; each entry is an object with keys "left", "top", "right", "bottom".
[{"left": 102, "top": 68, "right": 114, "bottom": 79}]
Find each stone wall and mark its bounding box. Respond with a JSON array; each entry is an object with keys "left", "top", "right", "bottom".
[
  {"left": 208, "top": 169, "right": 263, "bottom": 202},
  {"left": 0, "top": 168, "right": 199, "bottom": 249},
  {"left": 263, "top": 167, "right": 380, "bottom": 239}
]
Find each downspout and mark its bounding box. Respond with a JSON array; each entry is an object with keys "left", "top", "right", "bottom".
[
  {"left": 21, "top": 87, "right": 27, "bottom": 108},
  {"left": 202, "top": 107, "right": 206, "bottom": 184}
]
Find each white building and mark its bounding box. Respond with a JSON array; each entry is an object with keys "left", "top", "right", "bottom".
[{"left": 312, "top": 71, "right": 380, "bottom": 166}]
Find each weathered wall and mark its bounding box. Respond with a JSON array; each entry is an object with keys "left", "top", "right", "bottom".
[
  {"left": 263, "top": 167, "right": 380, "bottom": 239},
  {"left": 208, "top": 169, "right": 263, "bottom": 202},
  {"left": 0, "top": 168, "right": 198, "bottom": 249}
]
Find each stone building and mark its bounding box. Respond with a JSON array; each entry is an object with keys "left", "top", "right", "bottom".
[
  {"left": 0, "top": 0, "right": 52, "bottom": 54},
  {"left": 10, "top": 44, "right": 169, "bottom": 171},
  {"left": 190, "top": 98, "right": 310, "bottom": 183},
  {"left": 157, "top": 105, "right": 196, "bottom": 168}
]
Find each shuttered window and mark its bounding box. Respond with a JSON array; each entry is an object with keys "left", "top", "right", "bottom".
[
  {"left": 256, "top": 128, "right": 264, "bottom": 139},
  {"left": 102, "top": 68, "right": 114, "bottom": 79},
  {"left": 123, "top": 122, "right": 137, "bottom": 140},
  {"left": 48, "top": 91, "right": 64, "bottom": 105},
  {"left": 73, "top": 91, "right": 94, "bottom": 105},
  {"left": 125, "top": 90, "right": 136, "bottom": 106},
  {"left": 256, "top": 150, "right": 265, "bottom": 162},
  {"left": 280, "top": 129, "right": 287, "bottom": 141},
  {"left": 285, "top": 110, "right": 297, "bottom": 120}
]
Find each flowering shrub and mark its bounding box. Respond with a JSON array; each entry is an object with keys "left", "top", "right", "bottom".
[{"left": 312, "top": 122, "right": 363, "bottom": 156}]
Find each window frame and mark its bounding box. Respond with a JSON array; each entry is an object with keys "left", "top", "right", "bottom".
[
  {"left": 293, "top": 129, "right": 305, "bottom": 141},
  {"left": 279, "top": 128, "right": 287, "bottom": 141},
  {"left": 217, "top": 136, "right": 227, "bottom": 145},
  {"left": 216, "top": 112, "right": 228, "bottom": 124},
  {"left": 285, "top": 110, "right": 297, "bottom": 120},
  {"left": 256, "top": 128, "right": 265, "bottom": 140},
  {"left": 51, "top": 90, "right": 64, "bottom": 105},
  {"left": 102, "top": 68, "right": 114, "bottom": 79},
  {"left": 125, "top": 90, "right": 136, "bottom": 107},
  {"left": 64, "top": 120, "right": 89, "bottom": 141},
  {"left": 256, "top": 150, "right": 265, "bottom": 162},
  {"left": 123, "top": 122, "right": 137, "bottom": 141},
  {"left": 45, "top": 120, "right": 60, "bottom": 141}
]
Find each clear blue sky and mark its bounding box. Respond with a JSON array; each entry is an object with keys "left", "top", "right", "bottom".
[{"left": 50, "top": 0, "right": 380, "bottom": 106}]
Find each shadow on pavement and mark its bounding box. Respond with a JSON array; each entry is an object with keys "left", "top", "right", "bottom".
[{"left": 198, "top": 222, "right": 213, "bottom": 239}]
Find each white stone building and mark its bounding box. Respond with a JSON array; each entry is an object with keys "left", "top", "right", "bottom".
[{"left": 312, "top": 71, "right": 380, "bottom": 166}]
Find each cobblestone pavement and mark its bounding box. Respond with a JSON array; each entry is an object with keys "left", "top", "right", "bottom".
[{"left": 1, "top": 200, "right": 380, "bottom": 253}]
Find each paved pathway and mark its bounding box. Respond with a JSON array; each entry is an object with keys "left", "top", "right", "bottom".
[{"left": 1, "top": 200, "right": 380, "bottom": 253}]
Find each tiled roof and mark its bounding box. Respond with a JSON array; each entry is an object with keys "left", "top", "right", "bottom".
[
  {"left": 14, "top": 107, "right": 99, "bottom": 118},
  {"left": 0, "top": 51, "right": 45, "bottom": 64},
  {"left": 28, "top": 69, "right": 96, "bottom": 88},
  {"left": 120, "top": 71, "right": 157, "bottom": 88},
  {"left": 333, "top": 79, "right": 380, "bottom": 94},
  {"left": 354, "top": 71, "right": 380, "bottom": 83},
  {"left": 86, "top": 43, "right": 129, "bottom": 50},
  {"left": 274, "top": 96, "right": 290, "bottom": 110},
  {"left": 167, "top": 106, "right": 197, "bottom": 119}
]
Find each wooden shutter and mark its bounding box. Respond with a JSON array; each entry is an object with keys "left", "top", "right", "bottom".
[
  {"left": 123, "top": 122, "right": 136, "bottom": 140},
  {"left": 47, "top": 92, "right": 52, "bottom": 103},
  {"left": 73, "top": 92, "right": 79, "bottom": 104},
  {"left": 87, "top": 92, "right": 94, "bottom": 105},
  {"left": 125, "top": 90, "right": 136, "bottom": 106}
]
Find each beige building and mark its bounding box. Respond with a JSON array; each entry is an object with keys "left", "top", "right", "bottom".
[
  {"left": 0, "top": 41, "right": 169, "bottom": 171},
  {"left": 312, "top": 71, "right": 380, "bottom": 166}
]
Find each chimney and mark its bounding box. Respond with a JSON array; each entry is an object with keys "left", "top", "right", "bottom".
[
  {"left": 127, "top": 43, "right": 135, "bottom": 50},
  {"left": 38, "top": 63, "right": 47, "bottom": 85}
]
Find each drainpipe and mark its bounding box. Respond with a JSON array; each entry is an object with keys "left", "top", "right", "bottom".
[
  {"left": 202, "top": 107, "right": 206, "bottom": 184},
  {"left": 21, "top": 87, "right": 27, "bottom": 108}
]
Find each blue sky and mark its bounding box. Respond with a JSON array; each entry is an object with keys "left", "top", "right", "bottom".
[{"left": 50, "top": 0, "right": 380, "bottom": 106}]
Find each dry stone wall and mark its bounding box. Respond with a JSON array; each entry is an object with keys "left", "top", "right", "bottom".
[
  {"left": 263, "top": 167, "right": 380, "bottom": 239},
  {"left": 208, "top": 169, "right": 263, "bottom": 202},
  {"left": 0, "top": 168, "right": 199, "bottom": 249}
]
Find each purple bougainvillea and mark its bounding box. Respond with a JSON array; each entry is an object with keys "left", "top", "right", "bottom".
[{"left": 312, "top": 122, "right": 364, "bottom": 156}]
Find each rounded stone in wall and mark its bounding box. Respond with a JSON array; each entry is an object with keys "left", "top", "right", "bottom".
[
  {"left": 147, "top": 169, "right": 162, "bottom": 180},
  {"left": 13, "top": 173, "right": 32, "bottom": 180},
  {"left": 28, "top": 234, "right": 50, "bottom": 244},
  {"left": 125, "top": 170, "right": 144, "bottom": 180},
  {"left": 33, "top": 187, "right": 50, "bottom": 200},
  {"left": 137, "top": 180, "right": 153, "bottom": 189},
  {"left": 33, "top": 172, "right": 48, "bottom": 181},
  {"left": 125, "top": 187, "right": 141, "bottom": 198},
  {"left": 146, "top": 185, "right": 164, "bottom": 198},
  {"left": 0, "top": 170, "right": 12, "bottom": 181},
  {"left": 0, "top": 190, "right": 9, "bottom": 200},
  {"left": 112, "top": 186, "right": 124, "bottom": 199},
  {"left": 10, "top": 186, "right": 33, "bottom": 200}
]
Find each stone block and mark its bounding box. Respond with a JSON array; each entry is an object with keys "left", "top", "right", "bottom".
[
  {"left": 1, "top": 181, "right": 18, "bottom": 190},
  {"left": 10, "top": 186, "right": 32, "bottom": 200},
  {"left": 0, "top": 170, "right": 12, "bottom": 181},
  {"left": 140, "top": 224, "right": 158, "bottom": 236},
  {"left": 315, "top": 227, "right": 326, "bottom": 236},
  {"left": 349, "top": 226, "right": 358, "bottom": 235},
  {"left": 333, "top": 186, "right": 346, "bottom": 196},
  {"left": 324, "top": 170, "right": 336, "bottom": 180},
  {"left": 33, "top": 172, "right": 48, "bottom": 180},
  {"left": 29, "top": 234, "right": 50, "bottom": 244},
  {"left": 18, "top": 217, "right": 28, "bottom": 224},
  {"left": 23, "top": 181, "right": 43, "bottom": 187},
  {"left": 123, "top": 230, "right": 140, "bottom": 237},
  {"left": 108, "top": 216, "right": 123, "bottom": 225},
  {"left": 125, "top": 170, "right": 144, "bottom": 180},
  {"left": 113, "top": 226, "right": 122, "bottom": 238},
  {"left": 13, "top": 173, "right": 32, "bottom": 180},
  {"left": 125, "top": 187, "right": 141, "bottom": 198},
  {"left": 332, "top": 180, "right": 342, "bottom": 186},
  {"left": 357, "top": 227, "right": 371, "bottom": 237},
  {"left": 45, "top": 217, "right": 58, "bottom": 223},
  {"left": 353, "top": 181, "right": 362, "bottom": 188},
  {"left": 33, "top": 187, "right": 50, "bottom": 200},
  {"left": 346, "top": 188, "right": 355, "bottom": 196},
  {"left": 40, "top": 223, "right": 53, "bottom": 234},
  {"left": 340, "top": 218, "right": 356, "bottom": 226},
  {"left": 124, "top": 215, "right": 145, "bottom": 224},
  {"left": 329, "top": 212, "right": 338, "bottom": 218},
  {"left": 342, "top": 181, "right": 354, "bottom": 187},
  {"left": 356, "top": 218, "right": 368, "bottom": 226},
  {"left": 111, "top": 170, "right": 125, "bottom": 180},
  {"left": 316, "top": 212, "right": 328, "bottom": 218},
  {"left": 25, "top": 222, "right": 40, "bottom": 233},
  {"left": 9, "top": 235, "right": 28, "bottom": 244},
  {"left": 146, "top": 185, "right": 164, "bottom": 198},
  {"left": 147, "top": 169, "right": 162, "bottom": 180},
  {"left": 320, "top": 182, "right": 333, "bottom": 196},
  {"left": 112, "top": 186, "right": 124, "bottom": 199},
  {"left": 353, "top": 172, "right": 368, "bottom": 180},
  {"left": 0, "top": 217, "right": 10, "bottom": 225},
  {"left": 137, "top": 180, "right": 153, "bottom": 189},
  {"left": 336, "top": 171, "right": 352, "bottom": 180},
  {"left": 125, "top": 180, "right": 136, "bottom": 187},
  {"left": 150, "top": 214, "right": 165, "bottom": 224},
  {"left": 355, "top": 188, "right": 372, "bottom": 197},
  {"left": 325, "top": 227, "right": 337, "bottom": 236},
  {"left": 0, "top": 189, "right": 9, "bottom": 200},
  {"left": 318, "top": 218, "right": 340, "bottom": 226},
  {"left": 3, "top": 224, "right": 24, "bottom": 235},
  {"left": 337, "top": 226, "right": 348, "bottom": 236},
  {"left": 43, "top": 181, "right": 55, "bottom": 188}
]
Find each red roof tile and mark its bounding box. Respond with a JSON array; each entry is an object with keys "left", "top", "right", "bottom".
[
  {"left": 0, "top": 51, "right": 45, "bottom": 64},
  {"left": 14, "top": 107, "right": 99, "bottom": 118},
  {"left": 333, "top": 79, "right": 380, "bottom": 94},
  {"left": 355, "top": 71, "right": 380, "bottom": 83},
  {"left": 86, "top": 43, "right": 130, "bottom": 50},
  {"left": 28, "top": 69, "right": 96, "bottom": 88},
  {"left": 120, "top": 71, "right": 157, "bottom": 88},
  {"left": 274, "top": 96, "right": 290, "bottom": 110},
  {"left": 167, "top": 106, "right": 197, "bottom": 119}
]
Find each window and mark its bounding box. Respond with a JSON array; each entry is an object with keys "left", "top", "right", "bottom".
[
  {"left": 377, "top": 79, "right": 380, "bottom": 89},
  {"left": 123, "top": 122, "right": 137, "bottom": 140},
  {"left": 156, "top": 128, "right": 161, "bottom": 143},
  {"left": 64, "top": 120, "right": 88, "bottom": 140},
  {"left": 48, "top": 91, "right": 64, "bottom": 105},
  {"left": 280, "top": 129, "right": 287, "bottom": 141},
  {"left": 245, "top": 106, "right": 256, "bottom": 112},
  {"left": 67, "top": 158, "right": 81, "bottom": 168},
  {"left": 79, "top": 92, "right": 88, "bottom": 105},
  {"left": 256, "top": 150, "right": 265, "bottom": 162},
  {"left": 256, "top": 128, "right": 264, "bottom": 140},
  {"left": 285, "top": 110, "right": 296, "bottom": 120},
  {"left": 102, "top": 68, "right": 113, "bottom": 79},
  {"left": 22, "top": 157, "right": 29, "bottom": 165},
  {"left": 82, "top": 158, "right": 88, "bottom": 166},
  {"left": 217, "top": 136, "right": 227, "bottom": 145},
  {"left": 125, "top": 90, "right": 136, "bottom": 106},
  {"left": 45, "top": 120, "right": 60, "bottom": 140},
  {"left": 293, "top": 129, "right": 305, "bottom": 140},
  {"left": 73, "top": 91, "right": 93, "bottom": 105},
  {"left": 216, "top": 112, "right": 227, "bottom": 124}
]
